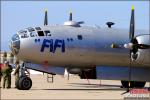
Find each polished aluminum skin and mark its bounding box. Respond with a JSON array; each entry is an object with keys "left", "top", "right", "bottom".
[{"left": 11, "top": 25, "right": 150, "bottom": 68}]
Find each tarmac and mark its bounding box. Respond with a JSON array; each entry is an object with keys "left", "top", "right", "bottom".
[{"left": 1, "top": 74, "right": 150, "bottom": 99}]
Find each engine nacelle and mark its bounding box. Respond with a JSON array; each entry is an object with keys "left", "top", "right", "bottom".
[
  {"left": 67, "top": 67, "right": 97, "bottom": 79},
  {"left": 132, "top": 34, "right": 150, "bottom": 65}
]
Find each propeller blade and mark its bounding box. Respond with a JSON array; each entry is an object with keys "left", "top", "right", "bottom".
[
  {"left": 124, "top": 43, "right": 150, "bottom": 49},
  {"left": 129, "top": 6, "right": 135, "bottom": 41},
  {"left": 128, "top": 6, "right": 135, "bottom": 91},
  {"left": 77, "top": 21, "right": 84, "bottom": 24},
  {"left": 137, "top": 44, "right": 150, "bottom": 49},
  {"left": 44, "top": 9, "right": 48, "bottom": 26},
  {"left": 69, "top": 11, "right": 72, "bottom": 21}
]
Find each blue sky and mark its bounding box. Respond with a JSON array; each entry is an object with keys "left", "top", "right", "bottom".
[{"left": 1, "top": 1, "right": 149, "bottom": 51}]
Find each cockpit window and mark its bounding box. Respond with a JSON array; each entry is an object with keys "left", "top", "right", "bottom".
[
  {"left": 35, "top": 27, "right": 41, "bottom": 31},
  {"left": 18, "top": 30, "right": 29, "bottom": 38},
  {"left": 18, "top": 30, "right": 27, "bottom": 34},
  {"left": 30, "top": 31, "right": 37, "bottom": 37},
  {"left": 27, "top": 27, "right": 35, "bottom": 32},
  {"left": 44, "top": 30, "right": 51, "bottom": 36},
  {"left": 26, "top": 27, "right": 37, "bottom": 37},
  {"left": 21, "top": 34, "right": 29, "bottom": 38},
  {"left": 12, "top": 34, "right": 20, "bottom": 41},
  {"left": 37, "top": 31, "right": 45, "bottom": 36}
]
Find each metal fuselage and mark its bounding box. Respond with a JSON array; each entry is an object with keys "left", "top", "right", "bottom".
[{"left": 12, "top": 25, "right": 150, "bottom": 68}]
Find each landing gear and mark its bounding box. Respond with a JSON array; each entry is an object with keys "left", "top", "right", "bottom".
[
  {"left": 15, "top": 79, "right": 20, "bottom": 89},
  {"left": 121, "top": 81, "right": 146, "bottom": 88},
  {"left": 16, "top": 62, "right": 32, "bottom": 90},
  {"left": 16, "top": 77, "right": 32, "bottom": 90}
]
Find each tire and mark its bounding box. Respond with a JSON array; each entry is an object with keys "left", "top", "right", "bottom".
[
  {"left": 134, "top": 81, "right": 146, "bottom": 88},
  {"left": 121, "top": 81, "right": 134, "bottom": 88},
  {"left": 16, "top": 79, "right": 21, "bottom": 90},
  {"left": 19, "top": 77, "right": 32, "bottom": 90},
  {"left": 121, "top": 81, "right": 146, "bottom": 88}
]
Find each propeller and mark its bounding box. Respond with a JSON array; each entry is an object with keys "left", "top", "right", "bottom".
[
  {"left": 124, "top": 6, "right": 150, "bottom": 92},
  {"left": 68, "top": 11, "right": 84, "bottom": 24},
  {"left": 64, "top": 11, "right": 84, "bottom": 27},
  {"left": 44, "top": 9, "right": 48, "bottom": 26},
  {"left": 121, "top": 6, "right": 150, "bottom": 95},
  {"left": 124, "top": 6, "right": 150, "bottom": 50},
  {"left": 122, "top": 6, "right": 136, "bottom": 92}
]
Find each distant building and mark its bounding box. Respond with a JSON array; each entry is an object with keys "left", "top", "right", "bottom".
[{"left": 0, "top": 51, "right": 15, "bottom": 64}]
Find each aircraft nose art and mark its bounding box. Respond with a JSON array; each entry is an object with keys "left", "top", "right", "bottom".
[{"left": 9, "top": 34, "right": 20, "bottom": 55}]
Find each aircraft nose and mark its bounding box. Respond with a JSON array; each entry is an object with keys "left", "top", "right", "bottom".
[{"left": 9, "top": 34, "right": 20, "bottom": 55}]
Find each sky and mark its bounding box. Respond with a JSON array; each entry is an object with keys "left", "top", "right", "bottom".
[{"left": 1, "top": 1, "right": 149, "bottom": 51}]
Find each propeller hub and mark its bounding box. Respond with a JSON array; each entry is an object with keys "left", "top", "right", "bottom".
[{"left": 124, "top": 43, "right": 134, "bottom": 49}]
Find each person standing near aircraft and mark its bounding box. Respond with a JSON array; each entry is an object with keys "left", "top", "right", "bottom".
[
  {"left": 0, "top": 63, "right": 2, "bottom": 88},
  {"left": 1, "top": 61, "right": 12, "bottom": 89},
  {"left": 13, "top": 60, "right": 20, "bottom": 87}
]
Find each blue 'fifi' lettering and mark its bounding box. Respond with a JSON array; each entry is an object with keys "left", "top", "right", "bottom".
[
  {"left": 40, "top": 39, "right": 65, "bottom": 53},
  {"left": 54, "top": 39, "right": 65, "bottom": 53}
]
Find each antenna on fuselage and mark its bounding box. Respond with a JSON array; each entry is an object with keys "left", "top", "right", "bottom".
[
  {"left": 44, "top": 9, "right": 48, "bottom": 26},
  {"left": 69, "top": 11, "right": 72, "bottom": 21}
]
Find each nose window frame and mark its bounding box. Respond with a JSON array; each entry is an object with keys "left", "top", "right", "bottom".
[
  {"left": 35, "top": 27, "right": 41, "bottom": 31},
  {"left": 12, "top": 34, "right": 20, "bottom": 41},
  {"left": 18, "top": 29, "right": 29, "bottom": 38},
  {"left": 37, "top": 31, "right": 45, "bottom": 36},
  {"left": 30, "top": 31, "right": 37, "bottom": 37},
  {"left": 27, "top": 27, "right": 35, "bottom": 32}
]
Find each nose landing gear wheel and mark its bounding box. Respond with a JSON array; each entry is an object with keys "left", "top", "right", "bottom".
[
  {"left": 16, "top": 79, "right": 21, "bottom": 90},
  {"left": 17, "top": 77, "right": 32, "bottom": 90}
]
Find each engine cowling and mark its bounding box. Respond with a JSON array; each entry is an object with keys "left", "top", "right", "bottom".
[{"left": 131, "top": 34, "right": 150, "bottom": 65}]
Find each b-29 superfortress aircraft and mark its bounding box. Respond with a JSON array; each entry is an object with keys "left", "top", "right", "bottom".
[{"left": 10, "top": 6, "right": 150, "bottom": 90}]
